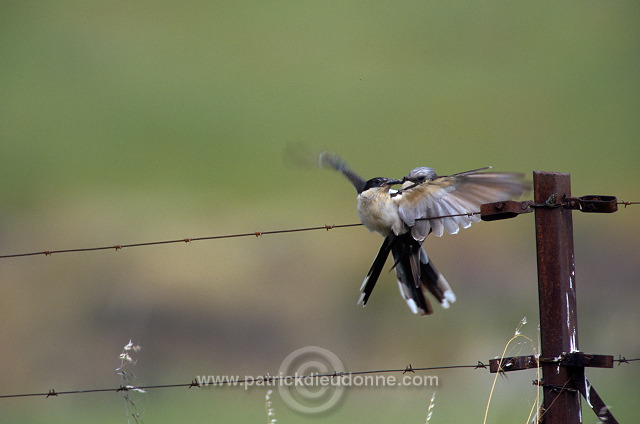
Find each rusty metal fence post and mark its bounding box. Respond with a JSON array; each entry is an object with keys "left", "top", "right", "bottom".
[
  {"left": 533, "top": 171, "right": 581, "bottom": 423},
  {"left": 484, "top": 172, "right": 620, "bottom": 423}
]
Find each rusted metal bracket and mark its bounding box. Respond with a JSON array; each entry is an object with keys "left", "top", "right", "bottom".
[
  {"left": 489, "top": 352, "right": 614, "bottom": 373},
  {"left": 480, "top": 200, "right": 534, "bottom": 221},
  {"left": 489, "top": 350, "right": 619, "bottom": 422},
  {"left": 564, "top": 195, "right": 618, "bottom": 213},
  {"left": 480, "top": 195, "right": 619, "bottom": 222},
  {"left": 489, "top": 354, "right": 538, "bottom": 373},
  {"left": 480, "top": 195, "right": 624, "bottom": 221},
  {"left": 551, "top": 352, "right": 614, "bottom": 368}
]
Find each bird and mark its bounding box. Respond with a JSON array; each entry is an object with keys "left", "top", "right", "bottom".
[{"left": 318, "top": 151, "right": 529, "bottom": 316}]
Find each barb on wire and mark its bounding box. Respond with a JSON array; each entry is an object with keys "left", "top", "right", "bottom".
[
  {"left": 619, "top": 201, "right": 640, "bottom": 207},
  {"left": 616, "top": 355, "right": 640, "bottom": 365}
]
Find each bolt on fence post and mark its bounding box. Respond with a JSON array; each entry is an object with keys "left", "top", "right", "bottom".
[{"left": 533, "top": 171, "right": 581, "bottom": 423}]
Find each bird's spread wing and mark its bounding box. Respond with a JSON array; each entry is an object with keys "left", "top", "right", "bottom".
[
  {"left": 318, "top": 151, "right": 366, "bottom": 194},
  {"left": 396, "top": 169, "right": 529, "bottom": 240}
]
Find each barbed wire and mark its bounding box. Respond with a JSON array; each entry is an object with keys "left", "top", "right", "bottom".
[
  {"left": 1, "top": 356, "right": 637, "bottom": 400},
  {"left": 1, "top": 200, "right": 637, "bottom": 260},
  {"left": 0, "top": 211, "right": 482, "bottom": 259},
  {"left": 619, "top": 201, "right": 640, "bottom": 207},
  {"left": 0, "top": 223, "right": 363, "bottom": 259}
]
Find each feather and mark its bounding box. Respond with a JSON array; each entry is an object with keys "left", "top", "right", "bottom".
[
  {"left": 396, "top": 169, "right": 529, "bottom": 240},
  {"left": 390, "top": 233, "right": 455, "bottom": 315},
  {"left": 318, "top": 151, "right": 367, "bottom": 193},
  {"left": 358, "top": 235, "right": 395, "bottom": 306}
]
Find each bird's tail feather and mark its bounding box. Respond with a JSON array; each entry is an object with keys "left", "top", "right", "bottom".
[
  {"left": 419, "top": 249, "right": 456, "bottom": 309},
  {"left": 358, "top": 233, "right": 455, "bottom": 316},
  {"left": 391, "top": 234, "right": 455, "bottom": 315},
  {"left": 358, "top": 235, "right": 395, "bottom": 306}
]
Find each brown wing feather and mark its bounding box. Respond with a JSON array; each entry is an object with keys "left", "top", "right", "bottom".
[{"left": 396, "top": 170, "right": 529, "bottom": 240}]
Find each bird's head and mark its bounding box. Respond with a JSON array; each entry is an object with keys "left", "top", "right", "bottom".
[
  {"left": 362, "top": 177, "right": 402, "bottom": 192},
  {"left": 402, "top": 167, "right": 438, "bottom": 184}
]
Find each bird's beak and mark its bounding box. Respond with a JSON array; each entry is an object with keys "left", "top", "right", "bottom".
[
  {"left": 386, "top": 179, "right": 402, "bottom": 186},
  {"left": 399, "top": 176, "right": 420, "bottom": 191}
]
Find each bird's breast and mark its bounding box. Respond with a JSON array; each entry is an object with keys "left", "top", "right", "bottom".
[{"left": 357, "top": 191, "right": 403, "bottom": 236}]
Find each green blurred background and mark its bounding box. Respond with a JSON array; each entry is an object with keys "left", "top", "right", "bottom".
[{"left": 1, "top": 1, "right": 638, "bottom": 422}]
